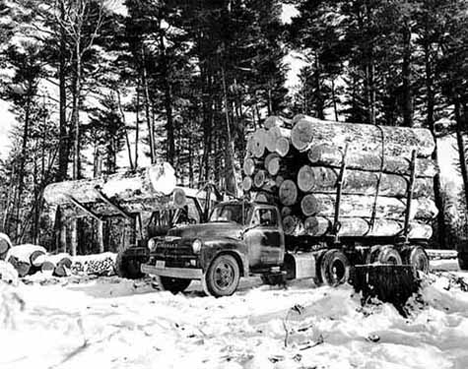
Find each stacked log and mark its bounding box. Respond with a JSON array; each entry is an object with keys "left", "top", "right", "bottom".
[
  {"left": 243, "top": 115, "right": 438, "bottom": 240},
  {"left": 0, "top": 233, "right": 12, "bottom": 261}
]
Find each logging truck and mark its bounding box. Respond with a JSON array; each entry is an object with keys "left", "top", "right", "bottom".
[
  {"left": 139, "top": 115, "right": 439, "bottom": 297},
  {"left": 42, "top": 115, "right": 466, "bottom": 297}
]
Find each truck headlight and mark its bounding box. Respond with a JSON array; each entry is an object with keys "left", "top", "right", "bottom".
[
  {"left": 148, "top": 238, "right": 157, "bottom": 251},
  {"left": 192, "top": 239, "right": 202, "bottom": 254}
]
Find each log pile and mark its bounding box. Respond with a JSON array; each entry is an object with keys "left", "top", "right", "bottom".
[
  {"left": 243, "top": 115, "right": 438, "bottom": 240},
  {"left": 3, "top": 242, "right": 118, "bottom": 278}
]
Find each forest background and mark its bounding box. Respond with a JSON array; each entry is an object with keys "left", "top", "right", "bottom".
[{"left": 0, "top": 0, "right": 467, "bottom": 254}]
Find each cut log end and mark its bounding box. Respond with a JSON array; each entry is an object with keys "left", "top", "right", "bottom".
[{"left": 279, "top": 180, "right": 298, "bottom": 206}]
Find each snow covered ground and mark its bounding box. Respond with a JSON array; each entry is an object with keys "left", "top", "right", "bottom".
[{"left": 1, "top": 260, "right": 468, "bottom": 369}]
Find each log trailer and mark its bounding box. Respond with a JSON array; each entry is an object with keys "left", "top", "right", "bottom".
[{"left": 139, "top": 116, "right": 438, "bottom": 297}]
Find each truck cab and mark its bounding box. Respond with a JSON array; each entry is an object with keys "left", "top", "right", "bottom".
[{"left": 141, "top": 201, "right": 285, "bottom": 296}]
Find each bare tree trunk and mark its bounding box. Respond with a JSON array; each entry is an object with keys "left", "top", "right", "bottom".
[
  {"left": 158, "top": 26, "right": 175, "bottom": 166},
  {"left": 116, "top": 90, "right": 134, "bottom": 170},
  {"left": 401, "top": 23, "right": 413, "bottom": 127},
  {"left": 14, "top": 93, "right": 32, "bottom": 242},
  {"left": 424, "top": 38, "right": 446, "bottom": 248},
  {"left": 221, "top": 67, "right": 238, "bottom": 197},
  {"left": 57, "top": 1, "right": 69, "bottom": 181},
  {"left": 331, "top": 78, "right": 339, "bottom": 121},
  {"left": 455, "top": 97, "right": 468, "bottom": 210},
  {"left": 135, "top": 81, "right": 141, "bottom": 169},
  {"left": 142, "top": 57, "right": 156, "bottom": 164}
]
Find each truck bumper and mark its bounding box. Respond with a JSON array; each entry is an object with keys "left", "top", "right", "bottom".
[{"left": 141, "top": 263, "right": 203, "bottom": 280}]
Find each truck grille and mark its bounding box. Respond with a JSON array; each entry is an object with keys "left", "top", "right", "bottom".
[{"left": 149, "top": 241, "right": 198, "bottom": 268}]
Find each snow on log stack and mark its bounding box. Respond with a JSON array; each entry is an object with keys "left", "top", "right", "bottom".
[
  {"left": 2, "top": 243, "right": 118, "bottom": 278},
  {"left": 244, "top": 115, "right": 438, "bottom": 240}
]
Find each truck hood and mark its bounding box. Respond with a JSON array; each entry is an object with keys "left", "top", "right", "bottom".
[{"left": 167, "top": 222, "right": 243, "bottom": 240}]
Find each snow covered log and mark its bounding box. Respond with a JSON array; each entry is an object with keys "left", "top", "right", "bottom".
[
  {"left": 291, "top": 117, "right": 435, "bottom": 158},
  {"left": 7, "top": 245, "right": 47, "bottom": 276},
  {"left": 0, "top": 260, "right": 18, "bottom": 286},
  {"left": 302, "top": 216, "right": 432, "bottom": 238},
  {"left": 308, "top": 144, "right": 438, "bottom": 178},
  {"left": 43, "top": 162, "right": 177, "bottom": 206},
  {"left": 0, "top": 233, "right": 12, "bottom": 260},
  {"left": 297, "top": 166, "right": 434, "bottom": 198}
]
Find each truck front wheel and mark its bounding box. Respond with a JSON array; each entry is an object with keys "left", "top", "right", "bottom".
[
  {"left": 203, "top": 254, "right": 240, "bottom": 297},
  {"left": 320, "top": 249, "right": 350, "bottom": 286},
  {"left": 156, "top": 276, "right": 191, "bottom": 294}
]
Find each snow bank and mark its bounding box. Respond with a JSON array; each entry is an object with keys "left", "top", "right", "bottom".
[{"left": 0, "top": 270, "right": 467, "bottom": 369}]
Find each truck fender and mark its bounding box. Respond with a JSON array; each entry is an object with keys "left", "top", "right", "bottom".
[{"left": 202, "top": 249, "right": 249, "bottom": 277}]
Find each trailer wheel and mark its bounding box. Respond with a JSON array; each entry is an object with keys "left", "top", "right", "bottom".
[
  {"left": 320, "top": 249, "right": 350, "bottom": 286},
  {"left": 377, "top": 246, "right": 402, "bottom": 265},
  {"left": 203, "top": 254, "right": 240, "bottom": 297},
  {"left": 156, "top": 276, "right": 191, "bottom": 294},
  {"left": 408, "top": 246, "right": 429, "bottom": 273}
]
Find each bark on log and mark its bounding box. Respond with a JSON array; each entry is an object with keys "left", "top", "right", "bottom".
[
  {"left": 291, "top": 117, "right": 435, "bottom": 158},
  {"left": 303, "top": 216, "right": 432, "bottom": 239},
  {"left": 279, "top": 180, "right": 298, "bottom": 206},
  {"left": 299, "top": 193, "right": 437, "bottom": 220},
  {"left": 308, "top": 144, "right": 437, "bottom": 177},
  {"left": 297, "top": 165, "right": 434, "bottom": 198},
  {"left": 44, "top": 162, "right": 177, "bottom": 205}
]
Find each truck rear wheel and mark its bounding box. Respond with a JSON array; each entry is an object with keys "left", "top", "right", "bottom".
[
  {"left": 320, "top": 249, "right": 350, "bottom": 286},
  {"left": 203, "top": 254, "right": 240, "bottom": 297},
  {"left": 156, "top": 276, "right": 191, "bottom": 294},
  {"left": 408, "top": 246, "right": 429, "bottom": 273}
]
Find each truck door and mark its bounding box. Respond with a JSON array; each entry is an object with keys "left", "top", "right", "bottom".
[{"left": 244, "top": 206, "right": 284, "bottom": 269}]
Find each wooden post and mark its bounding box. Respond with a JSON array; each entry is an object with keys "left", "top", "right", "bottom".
[
  {"left": 70, "top": 219, "right": 78, "bottom": 256},
  {"left": 97, "top": 219, "right": 104, "bottom": 253}
]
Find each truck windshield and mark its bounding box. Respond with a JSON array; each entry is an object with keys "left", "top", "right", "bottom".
[{"left": 209, "top": 204, "right": 251, "bottom": 225}]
